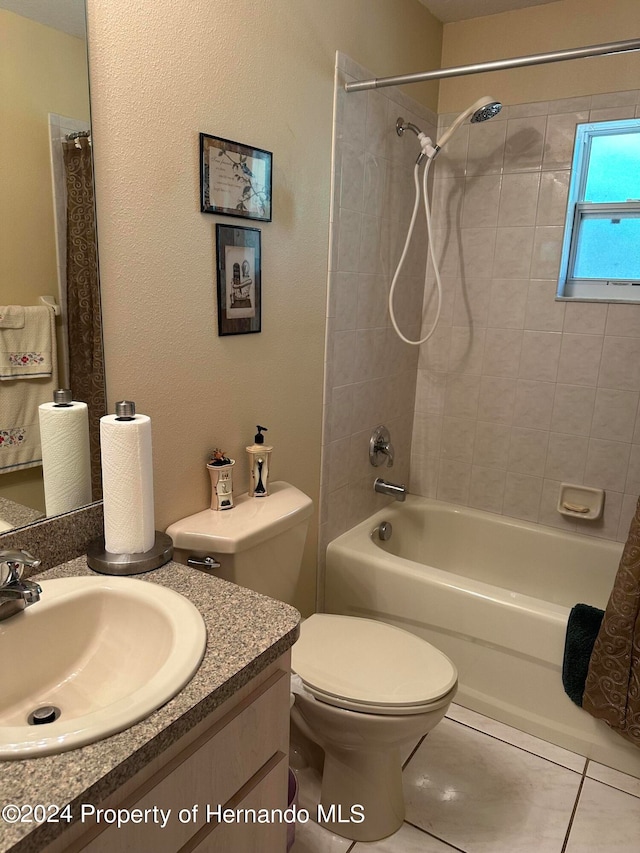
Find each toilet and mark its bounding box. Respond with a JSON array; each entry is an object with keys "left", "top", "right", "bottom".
[{"left": 166, "top": 482, "right": 457, "bottom": 842}]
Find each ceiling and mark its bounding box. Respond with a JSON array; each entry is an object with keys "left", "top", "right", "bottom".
[
  {"left": 419, "top": 0, "right": 561, "bottom": 23},
  {"left": 0, "top": 0, "right": 561, "bottom": 37},
  {"left": 0, "top": 0, "right": 85, "bottom": 37}
]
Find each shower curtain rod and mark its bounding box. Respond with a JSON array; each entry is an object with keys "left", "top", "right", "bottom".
[
  {"left": 65, "top": 130, "right": 91, "bottom": 141},
  {"left": 344, "top": 37, "right": 640, "bottom": 92}
]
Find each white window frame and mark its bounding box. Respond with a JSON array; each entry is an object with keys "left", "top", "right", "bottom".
[{"left": 557, "top": 118, "right": 640, "bottom": 302}]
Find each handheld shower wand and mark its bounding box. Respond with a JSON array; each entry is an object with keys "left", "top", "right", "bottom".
[
  {"left": 433, "top": 96, "right": 502, "bottom": 156},
  {"left": 395, "top": 96, "right": 502, "bottom": 163}
]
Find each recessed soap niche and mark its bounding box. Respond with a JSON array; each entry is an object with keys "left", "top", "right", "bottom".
[{"left": 557, "top": 484, "right": 604, "bottom": 521}]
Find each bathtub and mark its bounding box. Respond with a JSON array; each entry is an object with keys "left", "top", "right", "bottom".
[{"left": 324, "top": 495, "right": 640, "bottom": 779}]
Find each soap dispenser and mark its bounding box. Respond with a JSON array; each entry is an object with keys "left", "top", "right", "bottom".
[{"left": 246, "top": 425, "right": 273, "bottom": 497}]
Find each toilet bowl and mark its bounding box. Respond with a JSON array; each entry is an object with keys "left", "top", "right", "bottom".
[
  {"left": 290, "top": 613, "right": 456, "bottom": 841},
  {"left": 166, "top": 482, "right": 457, "bottom": 842}
]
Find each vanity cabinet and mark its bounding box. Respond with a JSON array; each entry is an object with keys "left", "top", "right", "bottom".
[{"left": 49, "top": 656, "right": 291, "bottom": 853}]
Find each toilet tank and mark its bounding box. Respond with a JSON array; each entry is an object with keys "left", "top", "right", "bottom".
[{"left": 166, "top": 482, "right": 313, "bottom": 605}]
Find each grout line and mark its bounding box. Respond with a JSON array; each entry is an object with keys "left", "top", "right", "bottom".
[
  {"left": 404, "top": 819, "right": 469, "bottom": 852},
  {"left": 560, "top": 766, "right": 587, "bottom": 853},
  {"left": 583, "top": 757, "right": 640, "bottom": 800},
  {"left": 402, "top": 734, "right": 427, "bottom": 770},
  {"left": 446, "top": 716, "right": 585, "bottom": 775}
]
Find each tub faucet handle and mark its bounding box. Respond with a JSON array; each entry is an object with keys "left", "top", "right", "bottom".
[{"left": 369, "top": 425, "right": 395, "bottom": 468}]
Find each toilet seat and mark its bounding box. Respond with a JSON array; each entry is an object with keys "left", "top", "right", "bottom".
[{"left": 292, "top": 614, "right": 457, "bottom": 716}]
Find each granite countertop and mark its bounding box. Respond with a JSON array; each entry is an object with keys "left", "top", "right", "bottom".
[
  {"left": 0, "top": 557, "right": 300, "bottom": 853},
  {"left": 0, "top": 499, "right": 42, "bottom": 532}
]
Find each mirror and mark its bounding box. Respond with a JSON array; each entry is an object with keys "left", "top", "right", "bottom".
[{"left": 0, "top": 0, "right": 106, "bottom": 533}]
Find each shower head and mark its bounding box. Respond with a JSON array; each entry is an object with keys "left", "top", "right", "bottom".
[
  {"left": 433, "top": 95, "right": 502, "bottom": 156},
  {"left": 471, "top": 99, "right": 502, "bottom": 123}
]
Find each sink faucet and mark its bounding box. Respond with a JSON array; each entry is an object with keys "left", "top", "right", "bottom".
[
  {"left": 374, "top": 478, "right": 407, "bottom": 502},
  {"left": 0, "top": 549, "right": 42, "bottom": 620}
]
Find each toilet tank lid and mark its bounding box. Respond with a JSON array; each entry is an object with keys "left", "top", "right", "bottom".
[{"left": 165, "top": 481, "right": 313, "bottom": 554}]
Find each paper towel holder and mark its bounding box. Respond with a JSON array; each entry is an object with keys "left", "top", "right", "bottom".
[
  {"left": 93, "top": 398, "right": 172, "bottom": 574},
  {"left": 87, "top": 531, "right": 174, "bottom": 575}
]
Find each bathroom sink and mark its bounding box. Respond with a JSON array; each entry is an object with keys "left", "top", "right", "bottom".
[{"left": 0, "top": 575, "right": 207, "bottom": 758}]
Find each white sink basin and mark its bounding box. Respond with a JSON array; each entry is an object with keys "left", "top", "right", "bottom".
[{"left": 0, "top": 575, "right": 207, "bottom": 758}]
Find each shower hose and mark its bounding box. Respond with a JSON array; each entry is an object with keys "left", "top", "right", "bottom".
[{"left": 388, "top": 155, "right": 443, "bottom": 346}]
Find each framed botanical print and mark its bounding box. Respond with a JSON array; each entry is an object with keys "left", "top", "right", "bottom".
[{"left": 201, "top": 133, "right": 272, "bottom": 222}]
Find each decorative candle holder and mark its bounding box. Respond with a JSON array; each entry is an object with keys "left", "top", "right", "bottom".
[{"left": 207, "top": 450, "right": 235, "bottom": 510}]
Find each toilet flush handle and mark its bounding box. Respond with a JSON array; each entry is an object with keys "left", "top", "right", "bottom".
[{"left": 187, "top": 555, "right": 221, "bottom": 571}]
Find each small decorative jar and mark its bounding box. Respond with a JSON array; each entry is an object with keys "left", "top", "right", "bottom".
[{"left": 207, "top": 449, "right": 235, "bottom": 511}]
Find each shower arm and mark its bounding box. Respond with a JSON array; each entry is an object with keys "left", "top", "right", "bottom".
[{"left": 344, "top": 37, "right": 640, "bottom": 92}]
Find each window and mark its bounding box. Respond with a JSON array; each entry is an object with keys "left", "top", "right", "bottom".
[{"left": 557, "top": 118, "right": 640, "bottom": 301}]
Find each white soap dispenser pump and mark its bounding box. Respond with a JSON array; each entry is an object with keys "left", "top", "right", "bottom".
[{"left": 246, "top": 425, "right": 273, "bottom": 497}]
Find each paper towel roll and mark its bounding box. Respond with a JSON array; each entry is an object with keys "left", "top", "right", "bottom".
[
  {"left": 100, "top": 413, "right": 155, "bottom": 554},
  {"left": 38, "top": 401, "right": 92, "bottom": 517}
]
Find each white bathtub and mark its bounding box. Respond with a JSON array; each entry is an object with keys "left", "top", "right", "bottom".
[{"left": 324, "top": 495, "right": 640, "bottom": 778}]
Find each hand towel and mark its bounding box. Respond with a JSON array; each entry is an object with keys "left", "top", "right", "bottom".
[
  {"left": 0, "top": 309, "right": 59, "bottom": 471},
  {"left": 562, "top": 603, "right": 604, "bottom": 706},
  {"left": 0, "top": 306, "right": 25, "bottom": 329},
  {"left": 0, "top": 306, "right": 55, "bottom": 379}
]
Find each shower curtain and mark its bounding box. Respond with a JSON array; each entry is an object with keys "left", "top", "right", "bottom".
[
  {"left": 583, "top": 495, "right": 640, "bottom": 746},
  {"left": 63, "top": 136, "right": 105, "bottom": 498}
]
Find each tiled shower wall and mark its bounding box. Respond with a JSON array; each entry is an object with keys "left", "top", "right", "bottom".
[
  {"left": 322, "top": 59, "right": 640, "bottom": 562},
  {"left": 320, "top": 54, "right": 436, "bottom": 555},
  {"left": 410, "top": 88, "right": 640, "bottom": 543}
]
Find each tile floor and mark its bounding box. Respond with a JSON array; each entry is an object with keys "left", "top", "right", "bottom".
[{"left": 291, "top": 704, "right": 640, "bottom": 853}]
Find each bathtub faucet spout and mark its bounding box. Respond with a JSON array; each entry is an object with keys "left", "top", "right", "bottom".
[{"left": 374, "top": 478, "right": 407, "bottom": 502}]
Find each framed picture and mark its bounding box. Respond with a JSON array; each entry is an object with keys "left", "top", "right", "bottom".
[
  {"left": 215, "top": 225, "right": 261, "bottom": 336},
  {"left": 200, "top": 133, "right": 272, "bottom": 222}
]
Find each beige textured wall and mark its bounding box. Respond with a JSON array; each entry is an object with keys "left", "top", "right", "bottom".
[
  {"left": 85, "top": 0, "right": 441, "bottom": 614},
  {"left": 439, "top": 0, "right": 640, "bottom": 112},
  {"left": 0, "top": 11, "right": 89, "bottom": 305}
]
